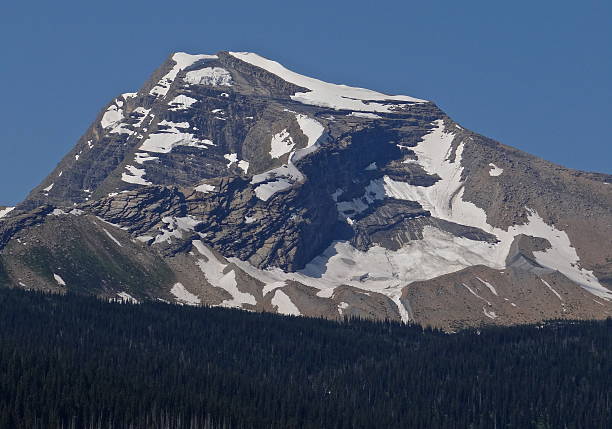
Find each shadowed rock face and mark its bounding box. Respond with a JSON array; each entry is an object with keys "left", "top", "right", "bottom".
[{"left": 1, "top": 51, "right": 611, "bottom": 329}]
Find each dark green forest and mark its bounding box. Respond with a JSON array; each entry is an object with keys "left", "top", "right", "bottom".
[{"left": 0, "top": 288, "right": 609, "bottom": 429}]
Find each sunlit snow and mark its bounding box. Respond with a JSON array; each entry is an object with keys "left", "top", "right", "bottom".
[
  {"left": 488, "top": 163, "right": 503, "bottom": 176},
  {"left": 228, "top": 52, "right": 426, "bottom": 112},
  {"left": 101, "top": 103, "right": 123, "bottom": 129},
  {"left": 138, "top": 120, "right": 213, "bottom": 154},
  {"left": 349, "top": 112, "right": 382, "bottom": 119},
  {"left": 541, "top": 279, "right": 563, "bottom": 301},
  {"left": 237, "top": 160, "right": 249, "bottom": 173},
  {"left": 269, "top": 129, "right": 295, "bottom": 159},
  {"left": 0, "top": 207, "right": 15, "bottom": 218},
  {"left": 224, "top": 153, "right": 238, "bottom": 167},
  {"left": 53, "top": 274, "right": 66, "bottom": 286},
  {"left": 116, "top": 292, "right": 139, "bottom": 304},
  {"left": 134, "top": 152, "right": 158, "bottom": 165},
  {"left": 194, "top": 183, "right": 216, "bottom": 193},
  {"left": 271, "top": 290, "right": 301, "bottom": 316},
  {"left": 150, "top": 52, "right": 217, "bottom": 97},
  {"left": 121, "top": 165, "right": 152, "bottom": 186},
  {"left": 252, "top": 114, "right": 325, "bottom": 201},
  {"left": 168, "top": 95, "right": 198, "bottom": 111},
  {"left": 102, "top": 228, "right": 123, "bottom": 247},
  {"left": 170, "top": 282, "right": 200, "bottom": 305},
  {"left": 153, "top": 216, "right": 200, "bottom": 244},
  {"left": 476, "top": 277, "right": 498, "bottom": 296},
  {"left": 192, "top": 240, "right": 256, "bottom": 308},
  {"left": 184, "top": 67, "right": 232, "bottom": 86}
]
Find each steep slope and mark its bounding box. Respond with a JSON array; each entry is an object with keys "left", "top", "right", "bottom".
[{"left": 1, "top": 51, "right": 611, "bottom": 329}]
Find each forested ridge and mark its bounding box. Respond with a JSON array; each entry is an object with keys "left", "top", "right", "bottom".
[{"left": 0, "top": 289, "right": 609, "bottom": 429}]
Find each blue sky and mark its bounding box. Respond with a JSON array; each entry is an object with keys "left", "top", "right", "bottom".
[{"left": 0, "top": 0, "right": 610, "bottom": 205}]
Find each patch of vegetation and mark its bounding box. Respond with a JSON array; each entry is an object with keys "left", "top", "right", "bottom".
[
  {"left": 61, "top": 229, "right": 174, "bottom": 295},
  {"left": 0, "top": 257, "right": 10, "bottom": 286},
  {"left": 15, "top": 221, "right": 174, "bottom": 296},
  {"left": 21, "top": 246, "right": 56, "bottom": 279}
]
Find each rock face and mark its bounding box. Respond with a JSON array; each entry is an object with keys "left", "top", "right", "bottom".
[{"left": 1, "top": 51, "right": 611, "bottom": 329}]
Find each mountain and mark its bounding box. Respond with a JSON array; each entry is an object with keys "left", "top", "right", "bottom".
[{"left": 1, "top": 51, "right": 610, "bottom": 329}]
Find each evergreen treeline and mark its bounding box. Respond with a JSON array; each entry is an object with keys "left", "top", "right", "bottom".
[{"left": 0, "top": 289, "right": 610, "bottom": 429}]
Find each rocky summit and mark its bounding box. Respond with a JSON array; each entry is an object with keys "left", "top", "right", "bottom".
[{"left": 1, "top": 51, "right": 611, "bottom": 329}]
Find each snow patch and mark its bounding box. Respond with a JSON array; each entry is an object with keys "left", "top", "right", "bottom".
[
  {"left": 121, "top": 165, "right": 152, "bottom": 186},
  {"left": 139, "top": 120, "right": 213, "bottom": 153},
  {"left": 293, "top": 114, "right": 325, "bottom": 161},
  {"left": 168, "top": 95, "right": 198, "bottom": 111},
  {"left": 194, "top": 183, "right": 216, "bottom": 193},
  {"left": 541, "top": 279, "right": 563, "bottom": 301},
  {"left": 262, "top": 281, "right": 286, "bottom": 296},
  {"left": 483, "top": 307, "right": 497, "bottom": 319},
  {"left": 349, "top": 112, "right": 382, "bottom": 119},
  {"left": 150, "top": 52, "right": 217, "bottom": 97},
  {"left": 228, "top": 52, "right": 426, "bottom": 112},
  {"left": 335, "top": 179, "right": 385, "bottom": 221},
  {"left": 101, "top": 103, "right": 123, "bottom": 129},
  {"left": 154, "top": 216, "right": 200, "bottom": 244},
  {"left": 134, "top": 152, "right": 158, "bottom": 164},
  {"left": 316, "top": 288, "right": 336, "bottom": 298},
  {"left": 253, "top": 179, "right": 293, "bottom": 201},
  {"left": 171, "top": 282, "right": 200, "bottom": 305},
  {"left": 462, "top": 283, "right": 492, "bottom": 306},
  {"left": 252, "top": 114, "right": 324, "bottom": 201},
  {"left": 192, "top": 240, "right": 256, "bottom": 308},
  {"left": 476, "top": 277, "right": 498, "bottom": 296},
  {"left": 237, "top": 160, "right": 249, "bottom": 173},
  {"left": 102, "top": 228, "right": 123, "bottom": 247},
  {"left": 100, "top": 95, "right": 138, "bottom": 135},
  {"left": 159, "top": 120, "right": 190, "bottom": 128},
  {"left": 117, "top": 292, "right": 139, "bottom": 304},
  {"left": 251, "top": 159, "right": 303, "bottom": 201},
  {"left": 270, "top": 129, "right": 295, "bottom": 159},
  {"left": 0, "top": 207, "right": 15, "bottom": 218},
  {"left": 489, "top": 163, "right": 503, "bottom": 176},
  {"left": 53, "top": 274, "right": 66, "bottom": 286},
  {"left": 224, "top": 154, "right": 248, "bottom": 173},
  {"left": 271, "top": 290, "right": 301, "bottom": 316},
  {"left": 184, "top": 67, "right": 232, "bottom": 86},
  {"left": 224, "top": 153, "right": 238, "bottom": 167},
  {"left": 131, "top": 107, "right": 151, "bottom": 127}
]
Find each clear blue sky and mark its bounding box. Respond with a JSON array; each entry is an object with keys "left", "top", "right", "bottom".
[{"left": 1, "top": 0, "right": 610, "bottom": 205}]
